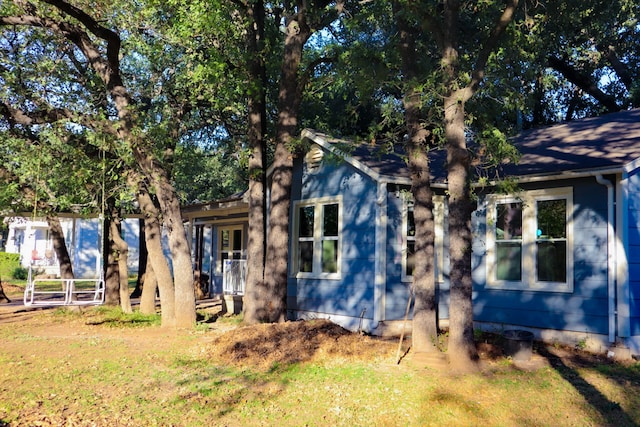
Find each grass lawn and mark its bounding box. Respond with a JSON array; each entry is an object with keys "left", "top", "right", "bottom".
[{"left": 0, "top": 287, "right": 639, "bottom": 426}]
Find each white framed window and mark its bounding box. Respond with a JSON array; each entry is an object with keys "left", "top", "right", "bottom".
[
  {"left": 217, "top": 225, "right": 244, "bottom": 273},
  {"left": 293, "top": 196, "right": 342, "bottom": 279},
  {"left": 486, "top": 187, "right": 573, "bottom": 292},
  {"left": 402, "top": 195, "right": 445, "bottom": 282}
]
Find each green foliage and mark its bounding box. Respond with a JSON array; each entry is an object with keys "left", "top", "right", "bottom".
[
  {"left": 173, "top": 143, "right": 247, "bottom": 203},
  {"left": 0, "top": 252, "right": 21, "bottom": 280},
  {"left": 495, "top": 177, "right": 521, "bottom": 195},
  {"left": 12, "top": 266, "right": 28, "bottom": 281},
  {"left": 89, "top": 306, "right": 162, "bottom": 327},
  {"left": 576, "top": 337, "right": 588, "bottom": 351}
]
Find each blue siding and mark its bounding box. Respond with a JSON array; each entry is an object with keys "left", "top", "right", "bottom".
[
  {"left": 71, "top": 218, "right": 102, "bottom": 278},
  {"left": 288, "top": 147, "right": 617, "bottom": 337},
  {"left": 288, "top": 154, "right": 378, "bottom": 321},
  {"left": 627, "top": 169, "right": 640, "bottom": 336},
  {"left": 384, "top": 191, "right": 451, "bottom": 321},
  {"left": 384, "top": 193, "right": 409, "bottom": 320},
  {"left": 473, "top": 179, "right": 610, "bottom": 334},
  {"left": 122, "top": 219, "right": 140, "bottom": 274}
]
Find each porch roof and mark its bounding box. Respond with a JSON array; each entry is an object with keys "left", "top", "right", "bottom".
[{"left": 181, "top": 191, "right": 248, "bottom": 222}]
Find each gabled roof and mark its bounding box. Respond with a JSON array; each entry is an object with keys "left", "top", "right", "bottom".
[
  {"left": 302, "top": 108, "right": 640, "bottom": 185},
  {"left": 301, "top": 129, "right": 415, "bottom": 185}
]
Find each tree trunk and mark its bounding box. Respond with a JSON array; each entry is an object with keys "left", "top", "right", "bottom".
[
  {"left": 136, "top": 182, "right": 176, "bottom": 327},
  {"left": 133, "top": 158, "right": 194, "bottom": 327},
  {"left": 0, "top": 282, "right": 10, "bottom": 303},
  {"left": 243, "top": 0, "right": 268, "bottom": 325},
  {"left": 444, "top": 94, "right": 478, "bottom": 370},
  {"left": 263, "top": 145, "right": 293, "bottom": 323},
  {"left": 407, "top": 141, "right": 438, "bottom": 352},
  {"left": 139, "top": 256, "right": 157, "bottom": 315},
  {"left": 262, "top": 10, "right": 313, "bottom": 323},
  {"left": 394, "top": 0, "right": 439, "bottom": 354},
  {"left": 436, "top": 0, "right": 524, "bottom": 371},
  {"left": 131, "top": 218, "right": 147, "bottom": 298},
  {"left": 104, "top": 216, "right": 120, "bottom": 306},
  {"left": 54, "top": 0, "right": 194, "bottom": 326},
  {"left": 109, "top": 214, "right": 132, "bottom": 313},
  {"left": 46, "top": 215, "right": 74, "bottom": 280},
  {"left": 158, "top": 181, "right": 195, "bottom": 327}
]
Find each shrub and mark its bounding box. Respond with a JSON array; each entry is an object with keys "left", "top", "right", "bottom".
[{"left": 12, "top": 267, "right": 28, "bottom": 281}]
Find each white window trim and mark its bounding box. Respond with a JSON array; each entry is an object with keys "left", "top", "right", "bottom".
[
  {"left": 486, "top": 187, "right": 574, "bottom": 292},
  {"left": 216, "top": 225, "right": 244, "bottom": 274},
  {"left": 401, "top": 195, "right": 445, "bottom": 283},
  {"left": 292, "top": 196, "right": 342, "bottom": 280}
]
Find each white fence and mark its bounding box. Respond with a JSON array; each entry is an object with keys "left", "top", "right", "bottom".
[{"left": 222, "top": 259, "right": 246, "bottom": 295}]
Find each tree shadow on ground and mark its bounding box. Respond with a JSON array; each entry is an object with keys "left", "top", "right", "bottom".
[{"left": 536, "top": 345, "right": 637, "bottom": 426}]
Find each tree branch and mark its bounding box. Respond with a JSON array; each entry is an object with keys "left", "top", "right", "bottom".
[
  {"left": 598, "top": 44, "right": 633, "bottom": 91},
  {"left": 0, "top": 102, "right": 74, "bottom": 125},
  {"left": 0, "top": 11, "right": 114, "bottom": 85},
  {"left": 0, "top": 100, "right": 119, "bottom": 136},
  {"left": 466, "top": 0, "right": 519, "bottom": 100},
  {"left": 299, "top": 56, "right": 335, "bottom": 96},
  {"left": 548, "top": 56, "right": 620, "bottom": 113},
  {"left": 43, "top": 0, "right": 121, "bottom": 71}
]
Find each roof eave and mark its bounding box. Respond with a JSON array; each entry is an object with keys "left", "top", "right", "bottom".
[{"left": 477, "top": 165, "right": 625, "bottom": 188}]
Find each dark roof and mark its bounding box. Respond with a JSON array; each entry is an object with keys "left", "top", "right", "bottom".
[
  {"left": 306, "top": 108, "right": 640, "bottom": 184},
  {"left": 501, "top": 108, "right": 640, "bottom": 178}
]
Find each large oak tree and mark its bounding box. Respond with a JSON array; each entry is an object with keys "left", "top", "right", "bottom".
[{"left": 0, "top": 0, "right": 196, "bottom": 327}]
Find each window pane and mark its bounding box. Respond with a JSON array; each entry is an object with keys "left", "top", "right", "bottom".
[
  {"left": 232, "top": 229, "right": 242, "bottom": 251},
  {"left": 299, "top": 241, "right": 313, "bottom": 272},
  {"left": 321, "top": 240, "right": 338, "bottom": 273},
  {"left": 496, "top": 242, "right": 522, "bottom": 281},
  {"left": 323, "top": 204, "right": 339, "bottom": 236},
  {"left": 221, "top": 230, "right": 230, "bottom": 250},
  {"left": 407, "top": 210, "right": 415, "bottom": 237},
  {"left": 537, "top": 200, "right": 566, "bottom": 238},
  {"left": 496, "top": 203, "right": 522, "bottom": 240},
  {"left": 537, "top": 241, "right": 566, "bottom": 282},
  {"left": 299, "top": 206, "right": 314, "bottom": 237},
  {"left": 406, "top": 242, "right": 415, "bottom": 276}
]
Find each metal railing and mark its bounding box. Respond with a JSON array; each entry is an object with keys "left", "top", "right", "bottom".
[
  {"left": 23, "top": 264, "right": 104, "bottom": 306},
  {"left": 23, "top": 278, "right": 105, "bottom": 306}
]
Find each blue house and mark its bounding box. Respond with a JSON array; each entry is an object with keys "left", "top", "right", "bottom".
[{"left": 287, "top": 108, "right": 640, "bottom": 356}]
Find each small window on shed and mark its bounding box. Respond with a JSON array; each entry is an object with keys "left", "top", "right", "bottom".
[{"left": 304, "top": 145, "right": 324, "bottom": 173}]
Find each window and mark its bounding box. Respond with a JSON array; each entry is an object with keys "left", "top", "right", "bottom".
[
  {"left": 293, "top": 197, "right": 341, "bottom": 278},
  {"left": 487, "top": 188, "right": 573, "bottom": 292},
  {"left": 402, "top": 195, "right": 446, "bottom": 282},
  {"left": 405, "top": 206, "right": 416, "bottom": 277},
  {"left": 495, "top": 202, "right": 523, "bottom": 281},
  {"left": 217, "top": 225, "right": 243, "bottom": 273}
]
